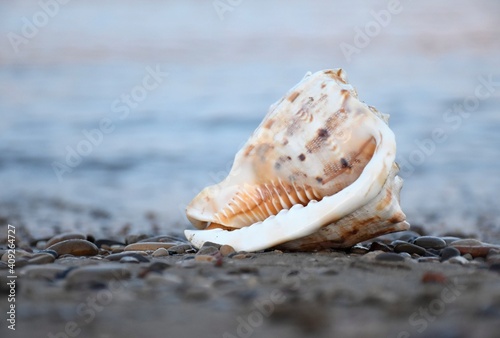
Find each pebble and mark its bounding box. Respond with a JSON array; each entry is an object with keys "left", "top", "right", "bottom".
[
  {"left": 65, "top": 264, "right": 132, "bottom": 288},
  {"left": 449, "top": 239, "right": 497, "bottom": 257},
  {"left": 28, "top": 253, "right": 55, "bottom": 265},
  {"left": 230, "top": 253, "right": 252, "bottom": 259},
  {"left": 413, "top": 236, "right": 447, "bottom": 249},
  {"left": 350, "top": 245, "right": 369, "bottom": 254},
  {"left": 195, "top": 255, "right": 216, "bottom": 263},
  {"left": 394, "top": 243, "right": 426, "bottom": 256},
  {"left": 168, "top": 244, "right": 195, "bottom": 254},
  {"left": 421, "top": 271, "right": 448, "bottom": 284},
  {"left": 138, "top": 235, "right": 185, "bottom": 243},
  {"left": 441, "top": 236, "right": 462, "bottom": 245},
  {"left": 369, "top": 241, "right": 392, "bottom": 252},
  {"left": 219, "top": 245, "right": 236, "bottom": 256},
  {"left": 120, "top": 256, "right": 140, "bottom": 264},
  {"left": 201, "top": 241, "right": 222, "bottom": 249},
  {"left": 21, "top": 265, "right": 68, "bottom": 280},
  {"left": 125, "top": 234, "right": 150, "bottom": 244},
  {"left": 463, "top": 253, "right": 473, "bottom": 261},
  {"left": 446, "top": 256, "right": 469, "bottom": 265},
  {"left": 152, "top": 248, "right": 170, "bottom": 257},
  {"left": 375, "top": 252, "right": 405, "bottom": 262},
  {"left": 106, "top": 252, "right": 150, "bottom": 263},
  {"left": 123, "top": 242, "right": 177, "bottom": 252},
  {"left": 47, "top": 239, "right": 99, "bottom": 256},
  {"left": 196, "top": 246, "right": 219, "bottom": 256},
  {"left": 45, "top": 232, "right": 86, "bottom": 249},
  {"left": 440, "top": 247, "right": 461, "bottom": 261}
]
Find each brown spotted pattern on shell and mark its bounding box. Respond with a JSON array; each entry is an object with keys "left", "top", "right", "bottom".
[{"left": 185, "top": 69, "right": 409, "bottom": 251}]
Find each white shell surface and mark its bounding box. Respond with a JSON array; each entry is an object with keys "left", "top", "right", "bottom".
[{"left": 185, "top": 69, "right": 409, "bottom": 251}]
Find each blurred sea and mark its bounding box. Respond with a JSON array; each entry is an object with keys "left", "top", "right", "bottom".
[{"left": 1, "top": 1, "right": 499, "bottom": 242}]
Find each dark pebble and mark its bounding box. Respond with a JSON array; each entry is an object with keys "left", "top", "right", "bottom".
[
  {"left": 414, "top": 236, "right": 447, "bottom": 249},
  {"left": 201, "top": 241, "right": 222, "bottom": 249},
  {"left": 394, "top": 243, "right": 426, "bottom": 256},
  {"left": 390, "top": 240, "right": 408, "bottom": 247},
  {"left": 350, "top": 245, "right": 369, "bottom": 254},
  {"left": 375, "top": 252, "right": 405, "bottom": 262},
  {"left": 369, "top": 241, "right": 392, "bottom": 252},
  {"left": 440, "top": 247, "right": 461, "bottom": 261}
]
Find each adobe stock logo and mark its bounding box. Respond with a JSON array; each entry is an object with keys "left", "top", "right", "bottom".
[
  {"left": 340, "top": 0, "right": 405, "bottom": 62},
  {"left": 7, "top": 0, "right": 72, "bottom": 54}
]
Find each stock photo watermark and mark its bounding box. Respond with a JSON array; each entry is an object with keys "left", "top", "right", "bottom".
[
  {"left": 222, "top": 270, "right": 310, "bottom": 338},
  {"left": 7, "top": 0, "right": 72, "bottom": 54},
  {"left": 396, "top": 278, "right": 467, "bottom": 338},
  {"left": 213, "top": 0, "right": 244, "bottom": 21},
  {"left": 5, "top": 225, "right": 17, "bottom": 331},
  {"left": 340, "top": 0, "right": 405, "bottom": 62},
  {"left": 51, "top": 65, "right": 168, "bottom": 182},
  {"left": 398, "top": 74, "right": 500, "bottom": 177}
]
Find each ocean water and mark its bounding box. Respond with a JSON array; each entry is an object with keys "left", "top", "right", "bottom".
[{"left": 1, "top": 1, "right": 499, "bottom": 242}]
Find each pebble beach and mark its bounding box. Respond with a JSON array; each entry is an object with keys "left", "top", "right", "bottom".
[{"left": 1, "top": 229, "right": 500, "bottom": 337}]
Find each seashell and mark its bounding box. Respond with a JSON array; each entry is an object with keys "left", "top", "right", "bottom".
[{"left": 185, "top": 69, "right": 409, "bottom": 252}]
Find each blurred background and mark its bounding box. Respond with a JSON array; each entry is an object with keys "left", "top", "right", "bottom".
[{"left": 0, "top": 0, "right": 499, "bottom": 242}]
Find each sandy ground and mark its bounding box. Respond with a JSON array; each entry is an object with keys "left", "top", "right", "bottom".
[{"left": 1, "top": 231, "right": 500, "bottom": 338}]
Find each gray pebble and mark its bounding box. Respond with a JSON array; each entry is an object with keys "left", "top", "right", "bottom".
[
  {"left": 168, "top": 244, "right": 195, "bottom": 255},
  {"left": 413, "top": 236, "right": 447, "bottom": 249},
  {"left": 106, "top": 251, "right": 150, "bottom": 263},
  {"left": 394, "top": 243, "right": 426, "bottom": 256},
  {"left": 441, "top": 236, "right": 462, "bottom": 245},
  {"left": 125, "top": 234, "right": 150, "bottom": 244},
  {"left": 440, "top": 247, "right": 461, "bottom": 261},
  {"left": 152, "top": 248, "right": 170, "bottom": 257},
  {"left": 375, "top": 253, "right": 405, "bottom": 262},
  {"left": 196, "top": 246, "right": 219, "bottom": 256},
  {"left": 447, "top": 256, "right": 469, "bottom": 265},
  {"left": 201, "top": 241, "right": 222, "bottom": 249},
  {"left": 463, "top": 253, "right": 473, "bottom": 261},
  {"left": 120, "top": 256, "right": 140, "bottom": 264}
]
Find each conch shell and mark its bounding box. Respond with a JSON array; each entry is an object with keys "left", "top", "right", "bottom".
[{"left": 185, "top": 69, "right": 409, "bottom": 251}]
